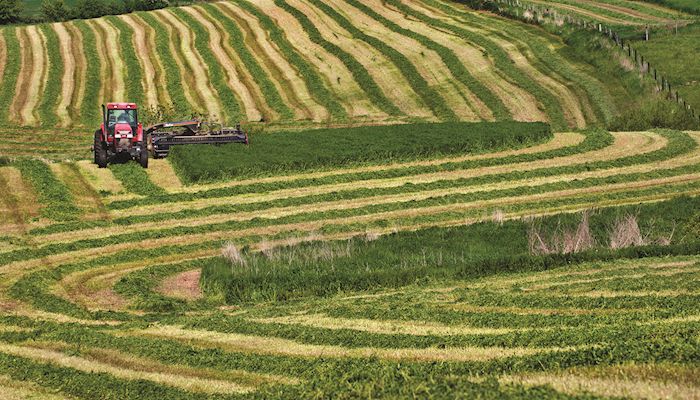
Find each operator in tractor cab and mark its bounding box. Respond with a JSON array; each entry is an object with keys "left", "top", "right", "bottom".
[{"left": 93, "top": 103, "right": 148, "bottom": 169}]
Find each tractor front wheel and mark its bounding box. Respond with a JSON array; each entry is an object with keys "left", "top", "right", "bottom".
[{"left": 138, "top": 144, "right": 149, "bottom": 169}]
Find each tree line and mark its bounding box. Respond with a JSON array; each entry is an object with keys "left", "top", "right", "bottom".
[{"left": 0, "top": 0, "right": 170, "bottom": 25}]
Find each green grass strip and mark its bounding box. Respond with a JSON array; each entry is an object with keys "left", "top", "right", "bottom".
[
  {"left": 273, "top": 0, "right": 401, "bottom": 117},
  {"left": 0, "top": 28, "right": 21, "bottom": 125},
  {"left": 169, "top": 8, "right": 242, "bottom": 123},
  {"left": 9, "top": 153, "right": 699, "bottom": 268},
  {"left": 73, "top": 20, "right": 101, "bottom": 127},
  {"left": 390, "top": 0, "right": 567, "bottom": 129},
  {"left": 107, "top": 16, "right": 144, "bottom": 106},
  {"left": 233, "top": 0, "right": 347, "bottom": 120},
  {"left": 169, "top": 121, "right": 551, "bottom": 182},
  {"left": 37, "top": 24, "right": 62, "bottom": 128},
  {"left": 200, "top": 3, "right": 294, "bottom": 120},
  {"left": 136, "top": 12, "right": 190, "bottom": 117},
  {"left": 109, "top": 163, "right": 166, "bottom": 197},
  {"left": 301, "top": 0, "right": 457, "bottom": 120},
  {"left": 13, "top": 159, "right": 80, "bottom": 221},
  {"left": 345, "top": 0, "right": 509, "bottom": 120}
]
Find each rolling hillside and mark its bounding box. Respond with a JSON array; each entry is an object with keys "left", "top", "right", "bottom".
[
  {"left": 0, "top": 0, "right": 620, "bottom": 130},
  {"left": 1, "top": 0, "right": 700, "bottom": 398},
  {"left": 1, "top": 127, "right": 700, "bottom": 397}
]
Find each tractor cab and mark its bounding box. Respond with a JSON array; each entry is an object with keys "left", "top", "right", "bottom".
[{"left": 93, "top": 103, "right": 148, "bottom": 168}]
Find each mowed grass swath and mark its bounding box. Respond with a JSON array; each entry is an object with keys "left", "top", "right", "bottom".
[
  {"left": 0, "top": 0, "right": 632, "bottom": 129},
  {"left": 1, "top": 0, "right": 700, "bottom": 398}
]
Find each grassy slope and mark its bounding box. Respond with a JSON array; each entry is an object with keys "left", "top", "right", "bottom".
[{"left": 633, "top": 22, "right": 700, "bottom": 110}]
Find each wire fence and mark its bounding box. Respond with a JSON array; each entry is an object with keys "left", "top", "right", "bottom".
[{"left": 489, "top": 0, "right": 700, "bottom": 123}]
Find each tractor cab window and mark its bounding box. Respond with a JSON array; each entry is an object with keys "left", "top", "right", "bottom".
[{"left": 107, "top": 109, "right": 137, "bottom": 127}]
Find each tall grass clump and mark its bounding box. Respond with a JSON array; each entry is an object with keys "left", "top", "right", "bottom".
[
  {"left": 14, "top": 159, "right": 80, "bottom": 221},
  {"left": 169, "top": 121, "right": 551, "bottom": 183}
]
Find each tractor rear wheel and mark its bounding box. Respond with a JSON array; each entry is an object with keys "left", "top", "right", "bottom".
[
  {"left": 139, "top": 144, "right": 149, "bottom": 168},
  {"left": 94, "top": 130, "right": 108, "bottom": 168}
]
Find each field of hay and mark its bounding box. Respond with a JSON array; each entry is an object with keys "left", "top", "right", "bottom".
[
  {"left": 1, "top": 0, "right": 700, "bottom": 398},
  {"left": 0, "top": 0, "right": 625, "bottom": 130}
]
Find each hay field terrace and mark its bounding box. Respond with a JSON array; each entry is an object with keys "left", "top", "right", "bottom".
[
  {"left": 1, "top": 123, "right": 700, "bottom": 397},
  {"left": 0, "top": 0, "right": 622, "bottom": 130}
]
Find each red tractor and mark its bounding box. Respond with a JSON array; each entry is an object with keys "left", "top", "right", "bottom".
[{"left": 93, "top": 103, "right": 148, "bottom": 168}]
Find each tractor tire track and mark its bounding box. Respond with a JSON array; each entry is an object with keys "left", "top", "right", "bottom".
[
  {"left": 53, "top": 23, "right": 76, "bottom": 127},
  {"left": 216, "top": 2, "right": 318, "bottom": 121},
  {"left": 324, "top": 0, "right": 477, "bottom": 120},
  {"left": 184, "top": 6, "right": 264, "bottom": 122}
]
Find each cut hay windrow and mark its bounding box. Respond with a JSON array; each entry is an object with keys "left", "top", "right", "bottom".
[
  {"left": 73, "top": 20, "right": 101, "bottom": 126},
  {"left": 119, "top": 15, "right": 159, "bottom": 109},
  {"left": 231, "top": 0, "right": 345, "bottom": 120},
  {"left": 156, "top": 9, "right": 224, "bottom": 120},
  {"left": 351, "top": 0, "right": 504, "bottom": 120},
  {"left": 10, "top": 28, "right": 32, "bottom": 125},
  {"left": 279, "top": 0, "right": 401, "bottom": 118},
  {"left": 134, "top": 12, "right": 190, "bottom": 116},
  {"left": 185, "top": 6, "right": 264, "bottom": 122},
  {"left": 254, "top": 0, "right": 374, "bottom": 119},
  {"left": 0, "top": 30, "right": 25, "bottom": 124},
  {"left": 107, "top": 16, "right": 143, "bottom": 106},
  {"left": 324, "top": 0, "right": 478, "bottom": 120},
  {"left": 201, "top": 3, "right": 293, "bottom": 121},
  {"left": 91, "top": 18, "right": 126, "bottom": 103},
  {"left": 169, "top": 7, "right": 241, "bottom": 122},
  {"left": 396, "top": 0, "right": 567, "bottom": 127},
  {"left": 134, "top": 325, "right": 564, "bottom": 362},
  {"left": 8, "top": 165, "right": 699, "bottom": 275},
  {"left": 38, "top": 24, "right": 62, "bottom": 128},
  {"left": 301, "top": 0, "right": 457, "bottom": 120},
  {"left": 215, "top": 1, "right": 324, "bottom": 121},
  {"left": 52, "top": 23, "right": 76, "bottom": 127}
]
